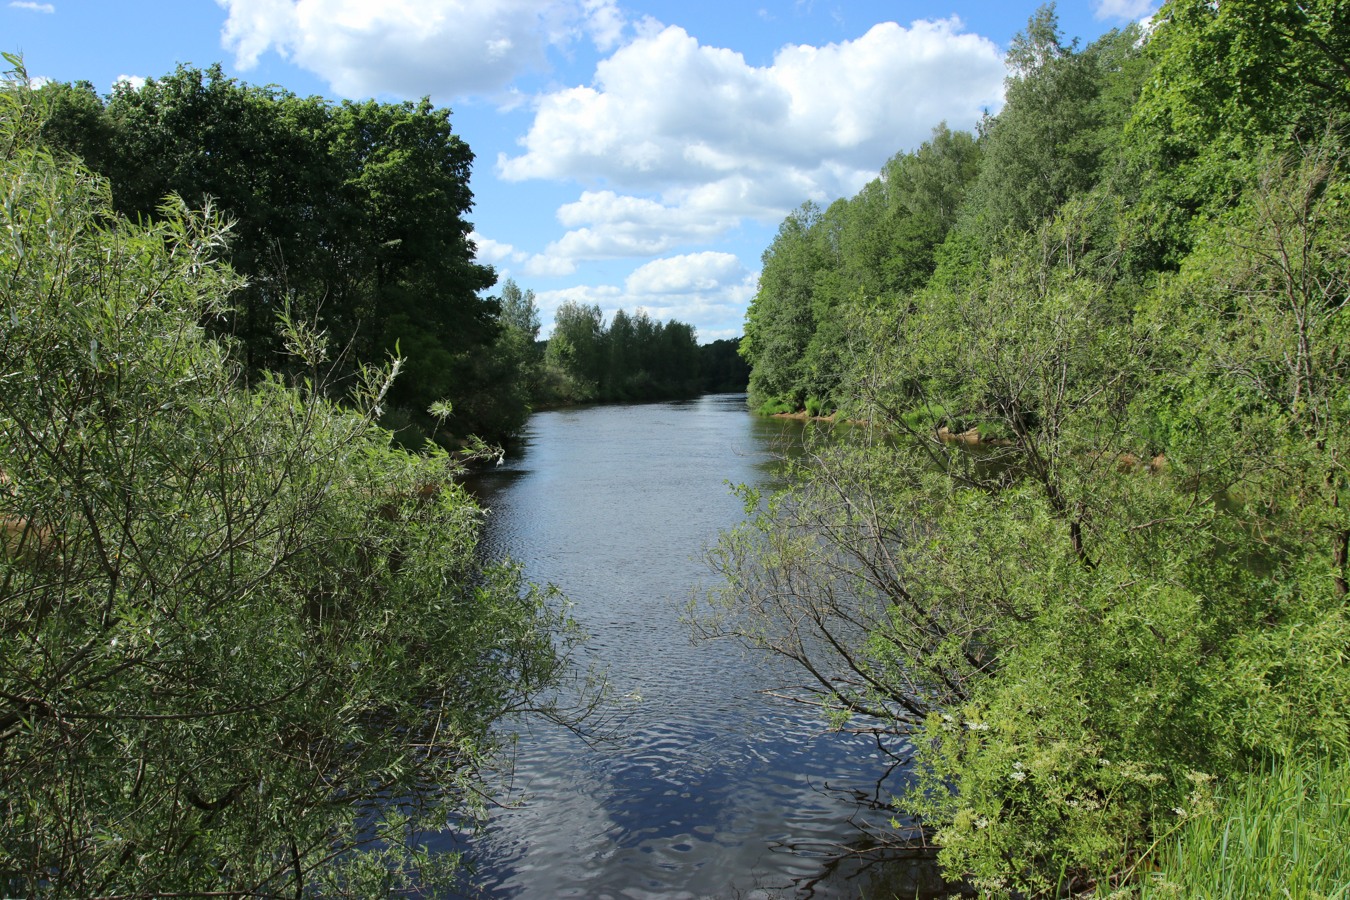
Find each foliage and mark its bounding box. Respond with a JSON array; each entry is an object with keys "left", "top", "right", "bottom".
[
  {"left": 38, "top": 64, "right": 516, "bottom": 446},
  {"left": 696, "top": 338, "right": 750, "bottom": 394},
  {"left": 741, "top": 123, "right": 983, "bottom": 412},
  {"left": 1134, "top": 755, "right": 1350, "bottom": 899},
  {"left": 0, "top": 63, "right": 576, "bottom": 897},
  {"left": 714, "top": 3, "right": 1350, "bottom": 894},
  {"left": 539, "top": 302, "right": 704, "bottom": 405}
]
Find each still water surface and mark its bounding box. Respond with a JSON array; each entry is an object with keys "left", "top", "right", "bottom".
[{"left": 454, "top": 395, "right": 903, "bottom": 899}]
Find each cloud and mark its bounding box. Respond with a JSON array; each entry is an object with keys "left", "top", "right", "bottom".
[
  {"left": 114, "top": 74, "right": 146, "bottom": 91},
  {"left": 215, "top": 0, "right": 627, "bottom": 98},
  {"left": 625, "top": 252, "right": 745, "bottom": 294},
  {"left": 499, "top": 19, "right": 1003, "bottom": 190},
  {"left": 531, "top": 190, "right": 742, "bottom": 263},
  {"left": 9, "top": 1, "right": 55, "bottom": 11},
  {"left": 498, "top": 18, "right": 1003, "bottom": 268},
  {"left": 523, "top": 253, "right": 577, "bottom": 277},
  {"left": 470, "top": 230, "right": 528, "bottom": 267},
  {"left": 1093, "top": 0, "right": 1157, "bottom": 20}
]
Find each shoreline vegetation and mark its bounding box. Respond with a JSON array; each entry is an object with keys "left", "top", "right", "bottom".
[
  {"left": 708, "top": 2, "right": 1350, "bottom": 896},
  {"left": 1, "top": 57, "right": 585, "bottom": 897},
  {"left": 6, "top": 0, "right": 1350, "bottom": 893}
]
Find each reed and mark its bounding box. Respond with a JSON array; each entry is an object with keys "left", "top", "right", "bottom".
[{"left": 1135, "top": 755, "right": 1350, "bottom": 899}]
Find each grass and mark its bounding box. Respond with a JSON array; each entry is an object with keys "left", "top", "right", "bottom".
[
  {"left": 1131, "top": 755, "right": 1350, "bottom": 899},
  {"left": 757, "top": 398, "right": 797, "bottom": 416}
]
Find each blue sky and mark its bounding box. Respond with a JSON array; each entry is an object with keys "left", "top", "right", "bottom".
[{"left": 5, "top": 0, "right": 1157, "bottom": 341}]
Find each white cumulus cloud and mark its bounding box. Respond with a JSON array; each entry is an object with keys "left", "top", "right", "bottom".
[
  {"left": 625, "top": 252, "right": 745, "bottom": 295},
  {"left": 499, "top": 18, "right": 1003, "bottom": 269},
  {"left": 499, "top": 19, "right": 1003, "bottom": 190},
  {"left": 9, "top": 2, "right": 55, "bottom": 12},
  {"left": 215, "top": 0, "right": 627, "bottom": 98},
  {"left": 524, "top": 253, "right": 578, "bottom": 277},
  {"left": 470, "top": 231, "right": 528, "bottom": 267}
]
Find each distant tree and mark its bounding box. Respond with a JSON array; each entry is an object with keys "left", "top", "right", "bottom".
[
  {"left": 698, "top": 339, "right": 751, "bottom": 393},
  {"left": 538, "top": 304, "right": 702, "bottom": 405},
  {"left": 499, "top": 277, "right": 542, "bottom": 340},
  {"left": 543, "top": 301, "right": 604, "bottom": 403}
]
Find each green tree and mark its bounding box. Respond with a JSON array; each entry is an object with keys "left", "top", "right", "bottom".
[
  {"left": 39, "top": 65, "right": 515, "bottom": 445},
  {"left": 1, "top": 64, "right": 575, "bottom": 897},
  {"left": 605, "top": 307, "right": 638, "bottom": 399},
  {"left": 742, "top": 201, "right": 823, "bottom": 411},
  {"left": 962, "top": 8, "right": 1144, "bottom": 244},
  {"left": 1125, "top": 0, "right": 1350, "bottom": 267},
  {"left": 543, "top": 300, "right": 604, "bottom": 403},
  {"left": 499, "top": 277, "right": 542, "bottom": 340},
  {"left": 697, "top": 338, "right": 751, "bottom": 393},
  {"left": 740, "top": 125, "right": 982, "bottom": 415},
  {"left": 700, "top": 153, "right": 1350, "bottom": 891}
]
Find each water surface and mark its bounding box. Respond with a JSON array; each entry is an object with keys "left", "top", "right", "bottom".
[{"left": 454, "top": 395, "right": 904, "bottom": 899}]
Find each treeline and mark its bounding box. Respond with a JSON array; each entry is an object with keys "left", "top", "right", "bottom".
[
  {"left": 495, "top": 279, "right": 749, "bottom": 407},
  {"left": 707, "top": 1, "right": 1350, "bottom": 895},
  {"left": 38, "top": 66, "right": 745, "bottom": 438},
  {"left": 38, "top": 64, "right": 524, "bottom": 445}
]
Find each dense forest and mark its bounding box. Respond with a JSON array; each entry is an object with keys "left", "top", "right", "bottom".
[
  {"left": 35, "top": 67, "right": 743, "bottom": 450},
  {"left": 492, "top": 278, "right": 749, "bottom": 407},
  {"left": 703, "top": 1, "right": 1350, "bottom": 895}
]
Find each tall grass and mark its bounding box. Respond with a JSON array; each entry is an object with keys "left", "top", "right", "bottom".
[{"left": 1135, "top": 755, "right": 1350, "bottom": 898}]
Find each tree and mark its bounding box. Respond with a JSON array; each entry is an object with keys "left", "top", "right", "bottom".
[
  {"left": 697, "top": 338, "right": 751, "bottom": 393},
  {"left": 1125, "top": 0, "right": 1350, "bottom": 267},
  {"left": 536, "top": 303, "right": 703, "bottom": 406},
  {"left": 1, "top": 64, "right": 575, "bottom": 896},
  {"left": 39, "top": 66, "right": 515, "bottom": 445},
  {"left": 739, "top": 125, "right": 983, "bottom": 415},
  {"left": 543, "top": 301, "right": 604, "bottom": 403},
  {"left": 961, "top": 8, "right": 1142, "bottom": 243},
  {"left": 699, "top": 158, "right": 1350, "bottom": 891},
  {"left": 498, "top": 277, "right": 542, "bottom": 340},
  {"left": 742, "top": 202, "right": 823, "bottom": 411}
]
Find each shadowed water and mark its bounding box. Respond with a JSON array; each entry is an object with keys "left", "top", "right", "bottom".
[{"left": 449, "top": 394, "right": 924, "bottom": 899}]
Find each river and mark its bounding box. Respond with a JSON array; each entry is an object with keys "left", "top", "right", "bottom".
[{"left": 451, "top": 394, "right": 934, "bottom": 899}]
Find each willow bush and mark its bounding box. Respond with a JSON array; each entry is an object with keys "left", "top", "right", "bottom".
[{"left": 0, "top": 58, "right": 576, "bottom": 897}]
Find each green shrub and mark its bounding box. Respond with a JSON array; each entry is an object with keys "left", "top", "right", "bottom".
[
  {"left": 0, "top": 59, "right": 575, "bottom": 897},
  {"left": 757, "top": 397, "right": 796, "bottom": 416}
]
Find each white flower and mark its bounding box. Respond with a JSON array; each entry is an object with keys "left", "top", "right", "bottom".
[
  {"left": 974, "top": 816, "right": 989, "bottom": 829},
  {"left": 1009, "top": 770, "right": 1027, "bottom": 782},
  {"left": 965, "top": 720, "right": 990, "bottom": 731}
]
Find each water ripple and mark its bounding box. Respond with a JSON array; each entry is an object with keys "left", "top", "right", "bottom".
[{"left": 453, "top": 397, "right": 903, "bottom": 898}]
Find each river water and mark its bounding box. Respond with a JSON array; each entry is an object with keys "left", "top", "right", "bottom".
[{"left": 452, "top": 394, "right": 927, "bottom": 899}]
